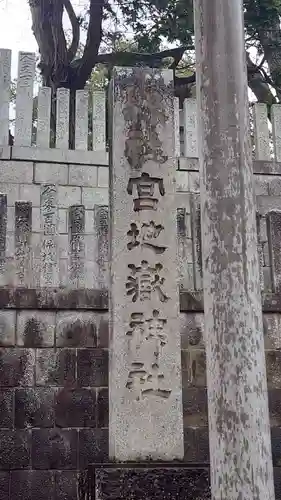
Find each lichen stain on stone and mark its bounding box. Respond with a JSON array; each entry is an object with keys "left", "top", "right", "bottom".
[
  {"left": 23, "top": 318, "right": 43, "bottom": 347},
  {"left": 116, "top": 69, "right": 172, "bottom": 170},
  {"left": 62, "top": 318, "right": 97, "bottom": 346}
]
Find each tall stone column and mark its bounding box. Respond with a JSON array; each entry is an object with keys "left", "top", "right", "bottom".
[
  {"left": 109, "top": 67, "right": 184, "bottom": 461},
  {"left": 194, "top": 1, "right": 275, "bottom": 498}
]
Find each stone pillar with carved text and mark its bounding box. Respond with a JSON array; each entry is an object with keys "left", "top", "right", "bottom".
[{"left": 109, "top": 67, "right": 184, "bottom": 461}]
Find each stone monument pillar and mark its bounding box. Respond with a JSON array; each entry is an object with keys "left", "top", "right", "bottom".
[
  {"left": 108, "top": 67, "right": 184, "bottom": 462},
  {"left": 194, "top": 0, "right": 275, "bottom": 498}
]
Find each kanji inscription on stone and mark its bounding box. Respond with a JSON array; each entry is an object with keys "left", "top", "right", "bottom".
[
  {"left": 126, "top": 309, "right": 167, "bottom": 363},
  {"left": 126, "top": 362, "right": 171, "bottom": 401},
  {"left": 109, "top": 67, "right": 183, "bottom": 461},
  {"left": 127, "top": 221, "right": 167, "bottom": 254},
  {"left": 126, "top": 260, "right": 169, "bottom": 303},
  {"left": 127, "top": 172, "right": 165, "bottom": 211}
]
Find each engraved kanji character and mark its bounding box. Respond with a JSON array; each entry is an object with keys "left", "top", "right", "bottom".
[
  {"left": 141, "top": 221, "right": 166, "bottom": 254},
  {"left": 145, "top": 309, "right": 167, "bottom": 358},
  {"left": 126, "top": 312, "right": 145, "bottom": 361},
  {"left": 127, "top": 172, "right": 165, "bottom": 211},
  {"left": 126, "top": 362, "right": 171, "bottom": 401},
  {"left": 127, "top": 223, "right": 140, "bottom": 250},
  {"left": 122, "top": 78, "right": 169, "bottom": 170},
  {"left": 127, "top": 221, "right": 167, "bottom": 254},
  {"left": 125, "top": 260, "right": 169, "bottom": 302}
]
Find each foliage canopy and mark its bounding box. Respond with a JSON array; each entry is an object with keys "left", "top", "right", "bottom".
[{"left": 28, "top": 0, "right": 281, "bottom": 105}]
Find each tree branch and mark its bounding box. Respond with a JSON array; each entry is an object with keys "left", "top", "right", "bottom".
[
  {"left": 28, "top": 0, "right": 55, "bottom": 84},
  {"left": 63, "top": 0, "right": 80, "bottom": 63},
  {"left": 246, "top": 52, "right": 277, "bottom": 107},
  {"left": 75, "top": 0, "right": 104, "bottom": 88},
  {"left": 94, "top": 46, "right": 193, "bottom": 67}
]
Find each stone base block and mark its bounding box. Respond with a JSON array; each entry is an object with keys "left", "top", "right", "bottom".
[{"left": 88, "top": 463, "right": 210, "bottom": 500}]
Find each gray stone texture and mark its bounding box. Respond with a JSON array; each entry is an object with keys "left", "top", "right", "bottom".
[
  {"left": 109, "top": 68, "right": 184, "bottom": 461},
  {"left": 56, "top": 311, "right": 99, "bottom": 347},
  {"left": 0, "top": 306, "right": 280, "bottom": 497},
  {"left": 195, "top": 0, "right": 275, "bottom": 497},
  {"left": 1, "top": 83, "right": 281, "bottom": 500},
  {"left": 93, "top": 467, "right": 210, "bottom": 500},
  {"left": 16, "top": 311, "right": 55, "bottom": 347},
  {"left": 0, "top": 156, "right": 280, "bottom": 291}
]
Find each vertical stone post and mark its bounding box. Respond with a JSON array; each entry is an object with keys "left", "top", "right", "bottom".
[
  {"left": 15, "top": 201, "right": 32, "bottom": 287},
  {"left": 40, "top": 185, "right": 59, "bottom": 287},
  {"left": 94, "top": 205, "right": 109, "bottom": 290},
  {"left": 194, "top": 1, "right": 275, "bottom": 499},
  {"left": 69, "top": 205, "right": 85, "bottom": 288},
  {"left": 0, "top": 194, "right": 7, "bottom": 285},
  {"left": 109, "top": 68, "right": 184, "bottom": 461}
]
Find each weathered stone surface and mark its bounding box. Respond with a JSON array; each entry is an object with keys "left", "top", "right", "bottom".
[
  {"left": 82, "top": 187, "right": 108, "bottom": 209},
  {"left": 0, "top": 389, "right": 13, "bottom": 428},
  {"left": 184, "top": 427, "right": 209, "bottom": 464},
  {"left": 40, "top": 185, "right": 59, "bottom": 288},
  {"left": 0, "top": 287, "right": 108, "bottom": 310},
  {"left": 69, "top": 205, "right": 85, "bottom": 288},
  {"left": 0, "top": 161, "right": 33, "bottom": 183},
  {"left": 94, "top": 205, "right": 109, "bottom": 290},
  {"left": 264, "top": 314, "right": 281, "bottom": 349},
  {"left": 0, "top": 194, "right": 7, "bottom": 286},
  {"left": 269, "top": 390, "right": 281, "bottom": 427},
  {"left": 36, "top": 349, "right": 76, "bottom": 387},
  {"left": 268, "top": 211, "right": 281, "bottom": 292},
  {"left": 274, "top": 468, "right": 281, "bottom": 500},
  {"left": 32, "top": 429, "right": 78, "bottom": 470},
  {"left": 109, "top": 67, "right": 183, "bottom": 461},
  {"left": 183, "top": 388, "right": 208, "bottom": 428},
  {"left": 93, "top": 466, "right": 210, "bottom": 500},
  {"left": 177, "top": 202, "right": 194, "bottom": 290},
  {"left": 180, "top": 313, "right": 204, "bottom": 349},
  {"left": 267, "top": 352, "right": 281, "bottom": 388},
  {"left": 55, "top": 470, "right": 78, "bottom": 500},
  {"left": 97, "top": 388, "right": 109, "bottom": 428},
  {"left": 78, "top": 428, "right": 108, "bottom": 467},
  {"left": 35, "top": 162, "right": 68, "bottom": 185},
  {"left": 77, "top": 349, "right": 108, "bottom": 387},
  {"left": 0, "top": 310, "right": 15, "bottom": 346},
  {"left": 0, "top": 471, "right": 9, "bottom": 500},
  {"left": 10, "top": 470, "right": 55, "bottom": 500},
  {"left": 97, "top": 314, "right": 109, "bottom": 347},
  {"left": 0, "top": 287, "right": 280, "bottom": 313},
  {"left": 19, "top": 182, "right": 42, "bottom": 208},
  {"left": 56, "top": 311, "right": 98, "bottom": 347},
  {"left": 55, "top": 388, "right": 96, "bottom": 428},
  {"left": 58, "top": 186, "right": 81, "bottom": 209},
  {"left": 0, "top": 429, "right": 31, "bottom": 469},
  {"left": 179, "top": 291, "right": 203, "bottom": 312},
  {"left": 271, "top": 428, "right": 281, "bottom": 466},
  {"left": 69, "top": 164, "right": 98, "bottom": 187},
  {"left": 15, "top": 388, "right": 55, "bottom": 428},
  {"left": 263, "top": 293, "right": 281, "bottom": 313},
  {"left": 195, "top": 0, "right": 275, "bottom": 497},
  {"left": 16, "top": 311, "right": 55, "bottom": 347},
  {"left": 0, "top": 348, "right": 34, "bottom": 387},
  {"left": 97, "top": 167, "right": 109, "bottom": 188},
  {"left": 181, "top": 350, "right": 206, "bottom": 388},
  {"left": 15, "top": 201, "right": 32, "bottom": 287}
]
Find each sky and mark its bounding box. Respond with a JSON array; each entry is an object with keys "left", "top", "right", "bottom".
[
  {"left": 0, "top": 0, "right": 37, "bottom": 74},
  {"left": 0, "top": 0, "right": 87, "bottom": 77},
  {"left": 0, "top": 0, "right": 259, "bottom": 103}
]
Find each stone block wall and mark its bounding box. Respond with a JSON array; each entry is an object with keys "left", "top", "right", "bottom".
[
  {"left": 1, "top": 154, "right": 281, "bottom": 497},
  {"left": 0, "top": 158, "right": 109, "bottom": 289},
  {"left": 0, "top": 294, "right": 109, "bottom": 500}
]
